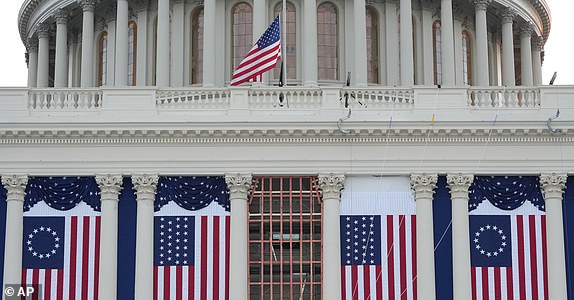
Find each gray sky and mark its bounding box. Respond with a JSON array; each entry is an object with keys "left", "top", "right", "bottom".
[{"left": 0, "top": 0, "right": 571, "bottom": 86}]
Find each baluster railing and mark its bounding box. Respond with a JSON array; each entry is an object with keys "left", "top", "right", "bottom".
[
  {"left": 28, "top": 88, "right": 102, "bottom": 111},
  {"left": 468, "top": 87, "right": 540, "bottom": 108}
]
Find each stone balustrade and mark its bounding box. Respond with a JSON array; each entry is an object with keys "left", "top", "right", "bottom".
[
  {"left": 29, "top": 88, "right": 102, "bottom": 110},
  {"left": 340, "top": 87, "right": 415, "bottom": 109},
  {"left": 156, "top": 87, "right": 230, "bottom": 109},
  {"left": 468, "top": 87, "right": 540, "bottom": 108}
]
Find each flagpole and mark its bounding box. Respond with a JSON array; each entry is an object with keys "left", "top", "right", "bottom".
[{"left": 282, "top": 0, "right": 287, "bottom": 85}]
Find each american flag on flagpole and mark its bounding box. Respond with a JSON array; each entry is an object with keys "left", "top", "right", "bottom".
[
  {"left": 153, "top": 207, "right": 230, "bottom": 300},
  {"left": 230, "top": 16, "right": 281, "bottom": 86},
  {"left": 22, "top": 215, "right": 101, "bottom": 300}
]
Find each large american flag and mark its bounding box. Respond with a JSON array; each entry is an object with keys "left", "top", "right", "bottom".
[
  {"left": 22, "top": 214, "right": 101, "bottom": 300},
  {"left": 340, "top": 176, "right": 417, "bottom": 300},
  {"left": 154, "top": 204, "right": 230, "bottom": 300},
  {"left": 230, "top": 16, "right": 281, "bottom": 86}
]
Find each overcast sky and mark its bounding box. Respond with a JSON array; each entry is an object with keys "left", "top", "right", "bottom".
[{"left": 0, "top": 0, "right": 571, "bottom": 86}]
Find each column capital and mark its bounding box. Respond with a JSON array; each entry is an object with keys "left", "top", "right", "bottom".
[
  {"left": 471, "top": 0, "right": 491, "bottom": 11},
  {"left": 26, "top": 39, "right": 38, "bottom": 53},
  {"left": 532, "top": 36, "right": 543, "bottom": 51},
  {"left": 447, "top": 173, "right": 474, "bottom": 199},
  {"left": 520, "top": 23, "right": 533, "bottom": 38},
  {"left": 318, "top": 173, "right": 345, "bottom": 200},
  {"left": 225, "top": 174, "right": 253, "bottom": 198},
  {"left": 36, "top": 24, "right": 51, "bottom": 39},
  {"left": 96, "top": 174, "right": 124, "bottom": 201},
  {"left": 55, "top": 9, "right": 69, "bottom": 25},
  {"left": 132, "top": 174, "right": 159, "bottom": 200},
  {"left": 410, "top": 173, "right": 438, "bottom": 201},
  {"left": 540, "top": 173, "right": 567, "bottom": 201},
  {"left": 501, "top": 8, "right": 516, "bottom": 24},
  {"left": 1, "top": 175, "right": 29, "bottom": 201},
  {"left": 79, "top": 0, "right": 97, "bottom": 12}
]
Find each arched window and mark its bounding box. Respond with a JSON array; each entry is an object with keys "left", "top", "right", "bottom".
[
  {"left": 366, "top": 6, "right": 379, "bottom": 84},
  {"left": 462, "top": 30, "right": 472, "bottom": 85},
  {"left": 231, "top": 3, "right": 253, "bottom": 75},
  {"left": 191, "top": 7, "right": 204, "bottom": 84},
  {"left": 432, "top": 21, "right": 442, "bottom": 85},
  {"left": 128, "top": 21, "right": 137, "bottom": 86},
  {"left": 97, "top": 31, "right": 108, "bottom": 86},
  {"left": 317, "top": 2, "right": 338, "bottom": 81},
  {"left": 273, "top": 2, "right": 297, "bottom": 80}
]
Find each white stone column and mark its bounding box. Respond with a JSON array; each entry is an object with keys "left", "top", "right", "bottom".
[
  {"left": 225, "top": 174, "right": 252, "bottom": 300},
  {"left": 440, "top": 0, "right": 455, "bottom": 86},
  {"left": 132, "top": 174, "right": 158, "bottom": 300},
  {"left": 134, "top": 2, "right": 148, "bottom": 86},
  {"left": 170, "top": 0, "right": 185, "bottom": 87},
  {"left": 421, "top": 7, "right": 434, "bottom": 85},
  {"left": 1, "top": 175, "right": 28, "bottom": 292},
  {"left": 520, "top": 24, "right": 533, "bottom": 86},
  {"left": 540, "top": 173, "right": 568, "bottom": 300},
  {"left": 54, "top": 10, "right": 69, "bottom": 88},
  {"left": 203, "top": 0, "right": 216, "bottom": 86},
  {"left": 115, "top": 0, "right": 129, "bottom": 86},
  {"left": 385, "top": 1, "right": 399, "bottom": 86},
  {"left": 532, "top": 37, "right": 543, "bottom": 86},
  {"left": 27, "top": 41, "right": 38, "bottom": 87},
  {"left": 501, "top": 8, "right": 515, "bottom": 87},
  {"left": 354, "top": 0, "right": 368, "bottom": 86},
  {"left": 96, "top": 175, "right": 123, "bottom": 300},
  {"left": 472, "top": 0, "right": 490, "bottom": 86},
  {"left": 36, "top": 24, "right": 51, "bottom": 88},
  {"left": 447, "top": 174, "right": 474, "bottom": 300},
  {"left": 410, "top": 173, "right": 437, "bottom": 300},
  {"left": 399, "top": 0, "right": 414, "bottom": 86},
  {"left": 156, "top": 0, "right": 170, "bottom": 86},
  {"left": 80, "top": 0, "right": 96, "bottom": 87},
  {"left": 303, "top": 0, "right": 318, "bottom": 86},
  {"left": 318, "top": 174, "right": 345, "bottom": 300}
]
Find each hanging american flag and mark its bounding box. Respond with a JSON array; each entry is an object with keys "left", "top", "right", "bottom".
[
  {"left": 340, "top": 176, "right": 417, "bottom": 300},
  {"left": 230, "top": 16, "right": 281, "bottom": 86},
  {"left": 22, "top": 214, "right": 101, "bottom": 300},
  {"left": 469, "top": 176, "right": 547, "bottom": 300}
]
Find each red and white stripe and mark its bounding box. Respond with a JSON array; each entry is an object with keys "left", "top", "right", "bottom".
[
  {"left": 471, "top": 215, "right": 548, "bottom": 300},
  {"left": 22, "top": 216, "right": 101, "bottom": 300},
  {"left": 342, "top": 215, "right": 417, "bottom": 300},
  {"left": 230, "top": 41, "right": 281, "bottom": 86},
  {"left": 154, "top": 215, "right": 230, "bottom": 300}
]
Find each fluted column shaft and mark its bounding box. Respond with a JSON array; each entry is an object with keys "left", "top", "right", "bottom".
[
  {"left": 447, "top": 174, "right": 474, "bottom": 300},
  {"left": 225, "top": 174, "right": 252, "bottom": 300},
  {"left": 441, "top": 0, "right": 455, "bottom": 86},
  {"left": 37, "top": 25, "right": 50, "bottom": 88},
  {"left": 540, "top": 174, "right": 568, "bottom": 300},
  {"left": 1, "top": 176, "right": 28, "bottom": 292},
  {"left": 399, "top": 0, "right": 414, "bottom": 86},
  {"left": 133, "top": 174, "right": 158, "bottom": 300},
  {"left": 80, "top": 0, "right": 96, "bottom": 87},
  {"left": 303, "top": 0, "right": 318, "bottom": 86},
  {"left": 318, "top": 174, "right": 345, "bottom": 300},
  {"left": 473, "top": 0, "right": 490, "bottom": 86},
  {"left": 532, "top": 38, "right": 543, "bottom": 85},
  {"left": 156, "top": 0, "right": 170, "bottom": 86},
  {"left": 96, "top": 175, "right": 123, "bottom": 300},
  {"left": 202, "top": 0, "right": 216, "bottom": 86},
  {"left": 115, "top": 0, "right": 129, "bottom": 86},
  {"left": 411, "top": 174, "right": 437, "bottom": 300},
  {"left": 501, "top": 9, "right": 515, "bottom": 86},
  {"left": 354, "top": 0, "right": 368, "bottom": 86},
  {"left": 520, "top": 25, "right": 533, "bottom": 86},
  {"left": 55, "top": 11, "right": 69, "bottom": 87},
  {"left": 27, "top": 42, "right": 38, "bottom": 87}
]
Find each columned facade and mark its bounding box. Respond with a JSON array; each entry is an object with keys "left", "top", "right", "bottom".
[
  {"left": 156, "top": 0, "right": 170, "bottom": 86},
  {"left": 1, "top": 175, "right": 28, "bottom": 292},
  {"left": 36, "top": 24, "right": 50, "bottom": 88},
  {"left": 132, "top": 174, "right": 158, "bottom": 300},
  {"left": 114, "top": 0, "right": 129, "bottom": 86},
  {"left": 472, "top": 0, "right": 490, "bottom": 86},
  {"left": 410, "top": 174, "right": 438, "bottom": 300},
  {"left": 400, "top": 0, "right": 414, "bottom": 86},
  {"left": 440, "top": 0, "right": 456, "bottom": 86},
  {"left": 225, "top": 174, "right": 252, "bottom": 300},
  {"left": 447, "top": 173, "right": 473, "bottom": 300},
  {"left": 520, "top": 24, "right": 534, "bottom": 86},
  {"left": 318, "top": 173, "right": 345, "bottom": 300},
  {"left": 540, "top": 173, "right": 568, "bottom": 300},
  {"left": 54, "top": 10, "right": 69, "bottom": 88},
  {"left": 80, "top": 0, "right": 96, "bottom": 87},
  {"left": 501, "top": 8, "right": 516, "bottom": 86}
]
